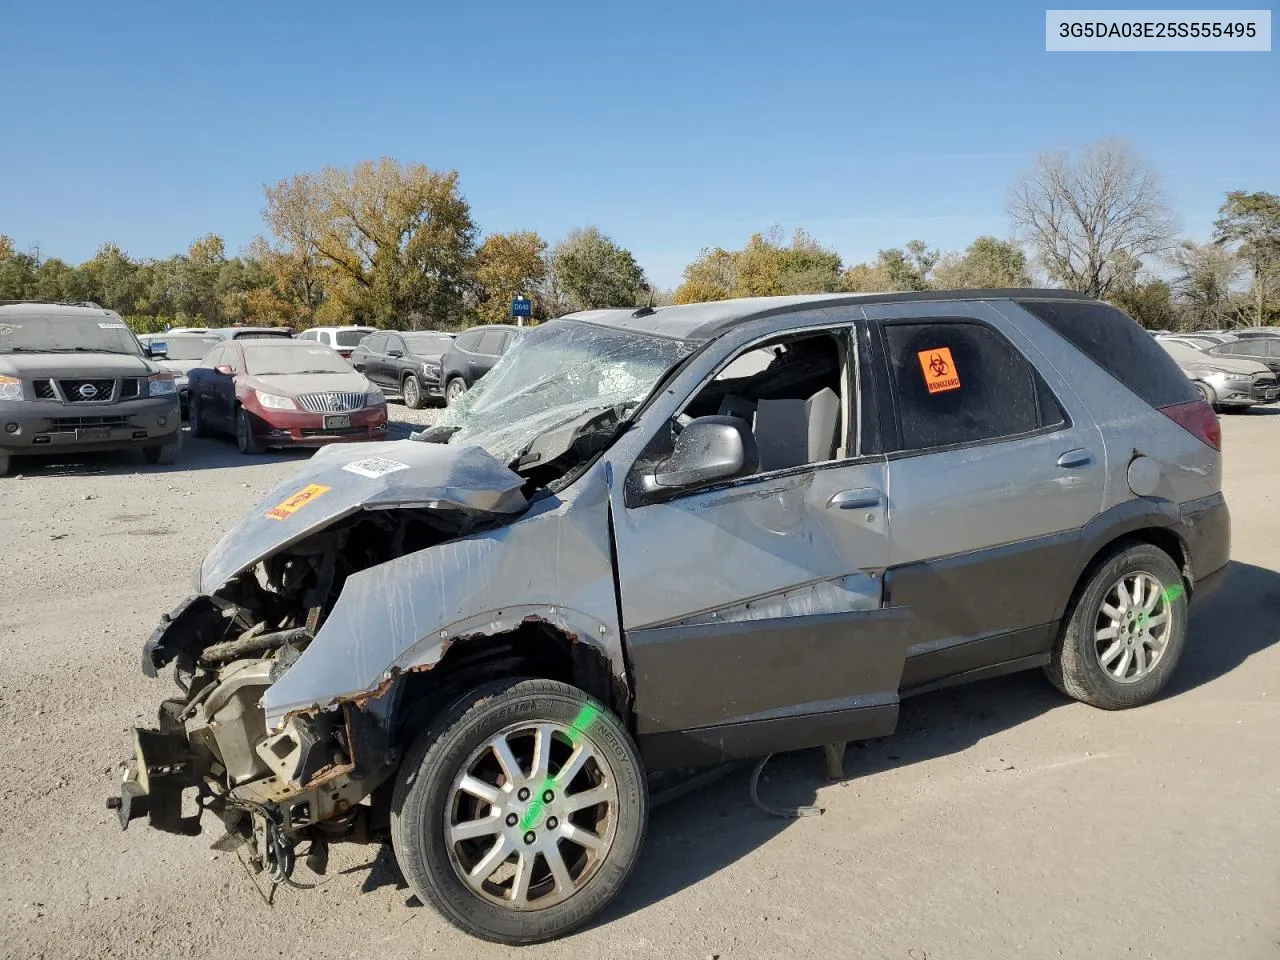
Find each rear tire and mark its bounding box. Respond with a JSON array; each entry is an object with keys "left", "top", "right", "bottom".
[
  {"left": 235, "top": 408, "right": 265, "bottom": 455},
  {"left": 445, "top": 377, "right": 467, "bottom": 406},
  {"left": 1046, "top": 542, "right": 1188, "bottom": 710},
  {"left": 0, "top": 450, "right": 11, "bottom": 477},
  {"left": 403, "top": 374, "right": 425, "bottom": 409},
  {"left": 390, "top": 678, "right": 647, "bottom": 945}
]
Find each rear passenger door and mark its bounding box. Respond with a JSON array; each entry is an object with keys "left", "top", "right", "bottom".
[
  {"left": 863, "top": 302, "right": 1106, "bottom": 690},
  {"left": 471, "top": 331, "right": 507, "bottom": 381},
  {"left": 360, "top": 334, "right": 389, "bottom": 385}
]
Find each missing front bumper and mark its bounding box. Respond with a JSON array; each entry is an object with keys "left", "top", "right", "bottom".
[{"left": 108, "top": 727, "right": 205, "bottom": 836}]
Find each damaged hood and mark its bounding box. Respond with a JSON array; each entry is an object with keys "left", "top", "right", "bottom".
[{"left": 197, "top": 440, "right": 527, "bottom": 593}]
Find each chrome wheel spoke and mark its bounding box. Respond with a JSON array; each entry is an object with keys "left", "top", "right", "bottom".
[
  {"left": 1096, "top": 625, "right": 1119, "bottom": 642},
  {"left": 530, "top": 724, "right": 554, "bottom": 781},
  {"left": 458, "top": 774, "right": 501, "bottom": 805},
  {"left": 1099, "top": 640, "right": 1125, "bottom": 666},
  {"left": 1115, "top": 580, "right": 1132, "bottom": 612},
  {"left": 1129, "top": 576, "right": 1144, "bottom": 611},
  {"left": 510, "top": 851, "right": 534, "bottom": 907},
  {"left": 563, "top": 782, "right": 616, "bottom": 814},
  {"left": 491, "top": 734, "right": 524, "bottom": 786},
  {"left": 544, "top": 841, "right": 574, "bottom": 893},
  {"left": 560, "top": 822, "right": 605, "bottom": 851},
  {"left": 466, "top": 836, "right": 513, "bottom": 890},
  {"left": 450, "top": 814, "right": 502, "bottom": 844},
  {"left": 556, "top": 743, "right": 593, "bottom": 788},
  {"left": 1132, "top": 642, "right": 1148, "bottom": 675},
  {"left": 1113, "top": 648, "right": 1133, "bottom": 678},
  {"left": 1145, "top": 610, "right": 1169, "bottom": 630},
  {"left": 1101, "top": 601, "right": 1122, "bottom": 620}
]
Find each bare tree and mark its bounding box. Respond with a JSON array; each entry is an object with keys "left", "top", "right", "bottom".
[
  {"left": 1008, "top": 140, "right": 1178, "bottom": 299},
  {"left": 1168, "top": 241, "right": 1248, "bottom": 330}
]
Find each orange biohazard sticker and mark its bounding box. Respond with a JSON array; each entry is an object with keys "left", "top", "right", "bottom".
[
  {"left": 266, "top": 483, "right": 331, "bottom": 520},
  {"left": 917, "top": 347, "right": 961, "bottom": 394}
]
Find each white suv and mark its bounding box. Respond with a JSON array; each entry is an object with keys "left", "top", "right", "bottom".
[{"left": 297, "top": 325, "right": 377, "bottom": 360}]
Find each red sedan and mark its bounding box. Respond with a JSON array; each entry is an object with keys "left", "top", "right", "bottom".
[{"left": 186, "top": 339, "right": 388, "bottom": 454}]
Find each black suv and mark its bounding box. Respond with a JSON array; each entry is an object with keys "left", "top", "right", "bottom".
[
  {"left": 439, "top": 324, "right": 522, "bottom": 404},
  {"left": 0, "top": 302, "right": 182, "bottom": 475},
  {"left": 350, "top": 330, "right": 456, "bottom": 408}
]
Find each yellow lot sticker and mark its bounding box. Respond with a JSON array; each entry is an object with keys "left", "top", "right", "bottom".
[{"left": 266, "top": 483, "right": 331, "bottom": 520}]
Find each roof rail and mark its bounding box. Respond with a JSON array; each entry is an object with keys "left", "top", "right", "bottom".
[{"left": 0, "top": 299, "right": 109, "bottom": 309}]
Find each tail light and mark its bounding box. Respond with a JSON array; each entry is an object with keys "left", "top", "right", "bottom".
[{"left": 1160, "top": 400, "right": 1221, "bottom": 450}]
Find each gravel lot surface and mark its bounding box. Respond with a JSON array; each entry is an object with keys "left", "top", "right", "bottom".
[{"left": 1, "top": 403, "right": 1277, "bottom": 960}]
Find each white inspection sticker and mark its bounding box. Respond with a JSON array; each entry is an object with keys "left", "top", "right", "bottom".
[
  {"left": 98, "top": 322, "right": 127, "bottom": 329},
  {"left": 342, "top": 457, "right": 411, "bottom": 479}
]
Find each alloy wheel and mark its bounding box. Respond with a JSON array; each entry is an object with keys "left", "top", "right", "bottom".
[
  {"left": 405, "top": 377, "right": 420, "bottom": 407},
  {"left": 443, "top": 716, "right": 619, "bottom": 911},
  {"left": 1094, "top": 570, "right": 1173, "bottom": 684}
]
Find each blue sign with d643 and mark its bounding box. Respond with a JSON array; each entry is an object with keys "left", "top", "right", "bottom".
[{"left": 510, "top": 297, "right": 532, "bottom": 318}]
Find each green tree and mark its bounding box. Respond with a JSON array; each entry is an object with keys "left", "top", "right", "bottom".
[
  {"left": 673, "top": 229, "right": 842, "bottom": 302},
  {"left": 841, "top": 244, "right": 932, "bottom": 292},
  {"left": 549, "top": 226, "right": 648, "bottom": 311},
  {"left": 1213, "top": 190, "right": 1280, "bottom": 327},
  {"left": 932, "top": 236, "right": 1031, "bottom": 289},
  {"left": 474, "top": 231, "right": 548, "bottom": 322},
  {"left": 1169, "top": 241, "right": 1246, "bottom": 330},
  {"left": 265, "top": 159, "right": 478, "bottom": 328}
]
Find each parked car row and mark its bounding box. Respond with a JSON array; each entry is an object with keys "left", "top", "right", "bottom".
[{"left": 1153, "top": 329, "right": 1280, "bottom": 412}]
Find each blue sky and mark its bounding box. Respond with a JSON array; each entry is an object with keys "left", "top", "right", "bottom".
[{"left": 1, "top": 0, "right": 1275, "bottom": 288}]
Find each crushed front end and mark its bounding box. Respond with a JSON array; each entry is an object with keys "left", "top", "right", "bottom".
[{"left": 108, "top": 440, "right": 530, "bottom": 883}]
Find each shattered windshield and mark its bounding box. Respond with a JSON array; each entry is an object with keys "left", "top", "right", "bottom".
[{"left": 434, "top": 319, "right": 696, "bottom": 464}]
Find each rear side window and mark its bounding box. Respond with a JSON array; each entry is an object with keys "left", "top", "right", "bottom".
[
  {"left": 1017, "top": 300, "right": 1198, "bottom": 408},
  {"left": 882, "top": 321, "right": 1064, "bottom": 452},
  {"left": 1219, "top": 340, "right": 1265, "bottom": 357},
  {"left": 363, "top": 334, "right": 387, "bottom": 354},
  {"left": 456, "top": 331, "right": 481, "bottom": 351},
  {"left": 476, "top": 331, "right": 506, "bottom": 355}
]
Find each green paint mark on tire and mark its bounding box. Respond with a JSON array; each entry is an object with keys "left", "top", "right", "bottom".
[{"left": 1136, "top": 582, "right": 1185, "bottom": 628}]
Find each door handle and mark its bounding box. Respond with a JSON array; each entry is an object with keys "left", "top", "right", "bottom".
[
  {"left": 1056, "top": 448, "right": 1092, "bottom": 468},
  {"left": 827, "top": 488, "right": 882, "bottom": 510}
]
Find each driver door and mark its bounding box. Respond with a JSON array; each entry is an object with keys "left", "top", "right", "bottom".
[{"left": 608, "top": 320, "right": 909, "bottom": 770}]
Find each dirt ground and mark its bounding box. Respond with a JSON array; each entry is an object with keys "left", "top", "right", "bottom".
[{"left": 1, "top": 403, "right": 1277, "bottom": 960}]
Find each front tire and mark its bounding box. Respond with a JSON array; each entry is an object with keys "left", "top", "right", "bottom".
[
  {"left": 235, "top": 408, "right": 265, "bottom": 455},
  {"left": 142, "top": 435, "right": 181, "bottom": 466},
  {"left": 1193, "top": 380, "right": 1219, "bottom": 412},
  {"left": 403, "top": 374, "right": 425, "bottom": 409},
  {"left": 390, "top": 678, "right": 647, "bottom": 945},
  {"left": 189, "top": 397, "right": 210, "bottom": 438},
  {"left": 1046, "top": 542, "right": 1188, "bottom": 710}
]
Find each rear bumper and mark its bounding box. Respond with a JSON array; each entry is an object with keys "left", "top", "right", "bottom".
[
  {"left": 1180, "top": 492, "right": 1230, "bottom": 603},
  {"left": 0, "top": 396, "right": 181, "bottom": 455}
]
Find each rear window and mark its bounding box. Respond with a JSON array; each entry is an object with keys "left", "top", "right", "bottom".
[
  {"left": 1017, "top": 300, "right": 1198, "bottom": 408},
  {"left": 231, "top": 329, "right": 292, "bottom": 340},
  {"left": 335, "top": 329, "right": 371, "bottom": 347}
]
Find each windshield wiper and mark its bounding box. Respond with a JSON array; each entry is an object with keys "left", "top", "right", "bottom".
[{"left": 3, "top": 347, "right": 136, "bottom": 355}]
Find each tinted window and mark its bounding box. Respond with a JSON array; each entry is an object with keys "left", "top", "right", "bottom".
[
  {"left": 335, "top": 329, "right": 371, "bottom": 347},
  {"left": 297, "top": 330, "right": 317, "bottom": 341},
  {"left": 1017, "top": 300, "right": 1198, "bottom": 408},
  {"left": 883, "top": 321, "right": 1062, "bottom": 452},
  {"left": 363, "top": 334, "right": 387, "bottom": 354},
  {"left": 455, "top": 331, "right": 482, "bottom": 351},
  {"left": 476, "top": 331, "right": 507, "bottom": 355},
  {"left": 402, "top": 334, "right": 453, "bottom": 356},
  {"left": 385, "top": 336, "right": 406, "bottom": 355},
  {"left": 1219, "top": 340, "right": 1265, "bottom": 357}
]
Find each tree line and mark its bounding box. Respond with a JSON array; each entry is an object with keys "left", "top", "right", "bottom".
[{"left": 2, "top": 142, "right": 1276, "bottom": 333}]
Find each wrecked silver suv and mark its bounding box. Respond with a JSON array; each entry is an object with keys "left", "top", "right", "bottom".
[{"left": 112, "top": 292, "right": 1229, "bottom": 944}]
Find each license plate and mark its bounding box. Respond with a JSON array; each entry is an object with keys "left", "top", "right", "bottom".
[
  {"left": 76, "top": 427, "right": 110, "bottom": 441},
  {"left": 323, "top": 415, "right": 351, "bottom": 430}
]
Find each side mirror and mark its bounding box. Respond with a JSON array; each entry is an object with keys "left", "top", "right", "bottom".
[
  {"left": 651, "top": 415, "right": 759, "bottom": 489},
  {"left": 387, "top": 348, "right": 403, "bottom": 358},
  {"left": 215, "top": 365, "right": 234, "bottom": 376}
]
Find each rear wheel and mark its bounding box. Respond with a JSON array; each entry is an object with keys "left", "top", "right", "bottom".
[
  {"left": 445, "top": 377, "right": 467, "bottom": 406},
  {"left": 403, "top": 374, "right": 425, "bottom": 409},
  {"left": 391, "top": 678, "right": 647, "bottom": 945},
  {"left": 0, "top": 450, "right": 11, "bottom": 477},
  {"left": 235, "top": 408, "right": 265, "bottom": 455},
  {"left": 1046, "top": 543, "right": 1188, "bottom": 710}
]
